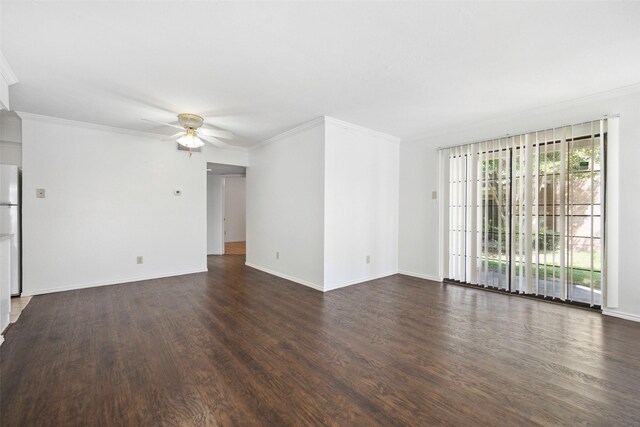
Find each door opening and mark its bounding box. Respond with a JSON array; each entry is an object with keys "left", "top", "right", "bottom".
[
  {"left": 206, "top": 163, "right": 247, "bottom": 258},
  {"left": 223, "top": 176, "right": 246, "bottom": 255}
]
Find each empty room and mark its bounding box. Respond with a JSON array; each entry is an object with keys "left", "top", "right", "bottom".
[{"left": 1, "top": 1, "right": 640, "bottom": 426}]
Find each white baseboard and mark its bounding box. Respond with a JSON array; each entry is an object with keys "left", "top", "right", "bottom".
[
  {"left": 245, "top": 264, "right": 400, "bottom": 293},
  {"left": 21, "top": 268, "right": 209, "bottom": 296},
  {"left": 324, "top": 271, "right": 398, "bottom": 292},
  {"left": 602, "top": 309, "right": 640, "bottom": 323},
  {"left": 397, "top": 270, "right": 442, "bottom": 283},
  {"left": 244, "top": 262, "right": 324, "bottom": 291}
]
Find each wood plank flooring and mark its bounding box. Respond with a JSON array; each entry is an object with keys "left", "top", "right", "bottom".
[
  {"left": 1, "top": 255, "right": 640, "bottom": 426},
  {"left": 224, "top": 241, "right": 246, "bottom": 255}
]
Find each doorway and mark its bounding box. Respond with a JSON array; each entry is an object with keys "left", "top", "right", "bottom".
[
  {"left": 222, "top": 176, "right": 246, "bottom": 255},
  {"left": 206, "top": 163, "right": 247, "bottom": 257}
]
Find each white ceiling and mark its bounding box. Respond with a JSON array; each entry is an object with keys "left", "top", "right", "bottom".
[{"left": 2, "top": 1, "right": 640, "bottom": 146}]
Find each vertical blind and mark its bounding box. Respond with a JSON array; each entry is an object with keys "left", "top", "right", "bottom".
[{"left": 438, "top": 117, "right": 618, "bottom": 307}]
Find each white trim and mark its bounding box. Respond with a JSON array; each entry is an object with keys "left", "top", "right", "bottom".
[
  {"left": 602, "top": 309, "right": 640, "bottom": 323},
  {"left": 21, "top": 268, "right": 208, "bottom": 296},
  {"left": 402, "top": 81, "right": 640, "bottom": 144},
  {"left": 0, "top": 52, "right": 18, "bottom": 85},
  {"left": 245, "top": 262, "right": 324, "bottom": 291},
  {"left": 250, "top": 117, "right": 325, "bottom": 151},
  {"left": 324, "top": 116, "right": 401, "bottom": 144},
  {"left": 438, "top": 149, "right": 450, "bottom": 279},
  {"left": 251, "top": 116, "right": 400, "bottom": 151},
  {"left": 398, "top": 270, "right": 443, "bottom": 282},
  {"left": 220, "top": 177, "right": 226, "bottom": 254},
  {"left": 0, "top": 335, "right": 4, "bottom": 347},
  {"left": 15, "top": 111, "right": 249, "bottom": 151},
  {"left": 605, "top": 117, "right": 619, "bottom": 308},
  {"left": 324, "top": 271, "right": 398, "bottom": 292},
  {"left": 16, "top": 111, "right": 170, "bottom": 139}
]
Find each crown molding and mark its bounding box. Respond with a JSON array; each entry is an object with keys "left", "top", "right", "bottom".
[
  {"left": 250, "top": 115, "right": 400, "bottom": 151},
  {"left": 250, "top": 116, "right": 325, "bottom": 151},
  {"left": 0, "top": 52, "right": 18, "bottom": 85},
  {"left": 15, "top": 111, "right": 248, "bottom": 152},
  {"left": 403, "top": 81, "right": 640, "bottom": 145},
  {"left": 16, "top": 111, "right": 166, "bottom": 139},
  {"left": 324, "top": 116, "right": 400, "bottom": 143}
]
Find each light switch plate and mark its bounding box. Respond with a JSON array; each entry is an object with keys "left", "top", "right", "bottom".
[
  {"left": 432, "top": 191, "right": 437, "bottom": 200},
  {"left": 36, "top": 189, "right": 45, "bottom": 198}
]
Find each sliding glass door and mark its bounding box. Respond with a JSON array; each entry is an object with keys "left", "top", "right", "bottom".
[
  {"left": 565, "top": 128, "right": 603, "bottom": 305},
  {"left": 441, "top": 119, "right": 610, "bottom": 308},
  {"left": 479, "top": 144, "right": 510, "bottom": 291}
]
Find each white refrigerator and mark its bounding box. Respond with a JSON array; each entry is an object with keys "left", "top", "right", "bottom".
[{"left": 0, "top": 164, "right": 21, "bottom": 295}]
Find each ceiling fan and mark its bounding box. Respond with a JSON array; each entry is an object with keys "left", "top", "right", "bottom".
[{"left": 143, "top": 113, "right": 234, "bottom": 152}]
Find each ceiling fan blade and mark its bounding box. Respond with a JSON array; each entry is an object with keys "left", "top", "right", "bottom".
[
  {"left": 199, "top": 134, "right": 231, "bottom": 148},
  {"left": 199, "top": 126, "right": 233, "bottom": 139},
  {"left": 142, "top": 118, "right": 184, "bottom": 131},
  {"left": 161, "top": 132, "right": 185, "bottom": 141}
]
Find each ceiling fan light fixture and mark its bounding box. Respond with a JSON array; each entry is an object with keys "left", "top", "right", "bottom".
[
  {"left": 143, "top": 113, "right": 233, "bottom": 154},
  {"left": 177, "top": 129, "right": 205, "bottom": 149}
]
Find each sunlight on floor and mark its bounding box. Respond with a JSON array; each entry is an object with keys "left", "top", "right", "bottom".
[{"left": 10, "top": 296, "right": 32, "bottom": 324}]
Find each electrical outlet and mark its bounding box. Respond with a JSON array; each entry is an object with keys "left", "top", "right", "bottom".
[
  {"left": 137, "top": 256, "right": 143, "bottom": 264},
  {"left": 366, "top": 255, "right": 371, "bottom": 264},
  {"left": 276, "top": 251, "right": 280, "bottom": 260}
]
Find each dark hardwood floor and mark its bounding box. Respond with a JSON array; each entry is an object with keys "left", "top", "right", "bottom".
[{"left": 2, "top": 255, "right": 640, "bottom": 426}]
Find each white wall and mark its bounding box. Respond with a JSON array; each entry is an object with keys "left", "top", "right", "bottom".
[
  {"left": 247, "top": 117, "right": 400, "bottom": 292},
  {"left": 398, "top": 141, "right": 439, "bottom": 281},
  {"left": 207, "top": 173, "right": 224, "bottom": 255},
  {"left": 224, "top": 176, "right": 246, "bottom": 243},
  {"left": 20, "top": 114, "right": 248, "bottom": 295},
  {"left": 0, "top": 111, "right": 21, "bottom": 166},
  {"left": 398, "top": 87, "right": 640, "bottom": 321},
  {"left": 246, "top": 121, "right": 325, "bottom": 290},
  {"left": 324, "top": 119, "right": 399, "bottom": 290}
]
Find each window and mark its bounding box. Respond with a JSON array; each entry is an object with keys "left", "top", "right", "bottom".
[{"left": 438, "top": 118, "right": 616, "bottom": 308}]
